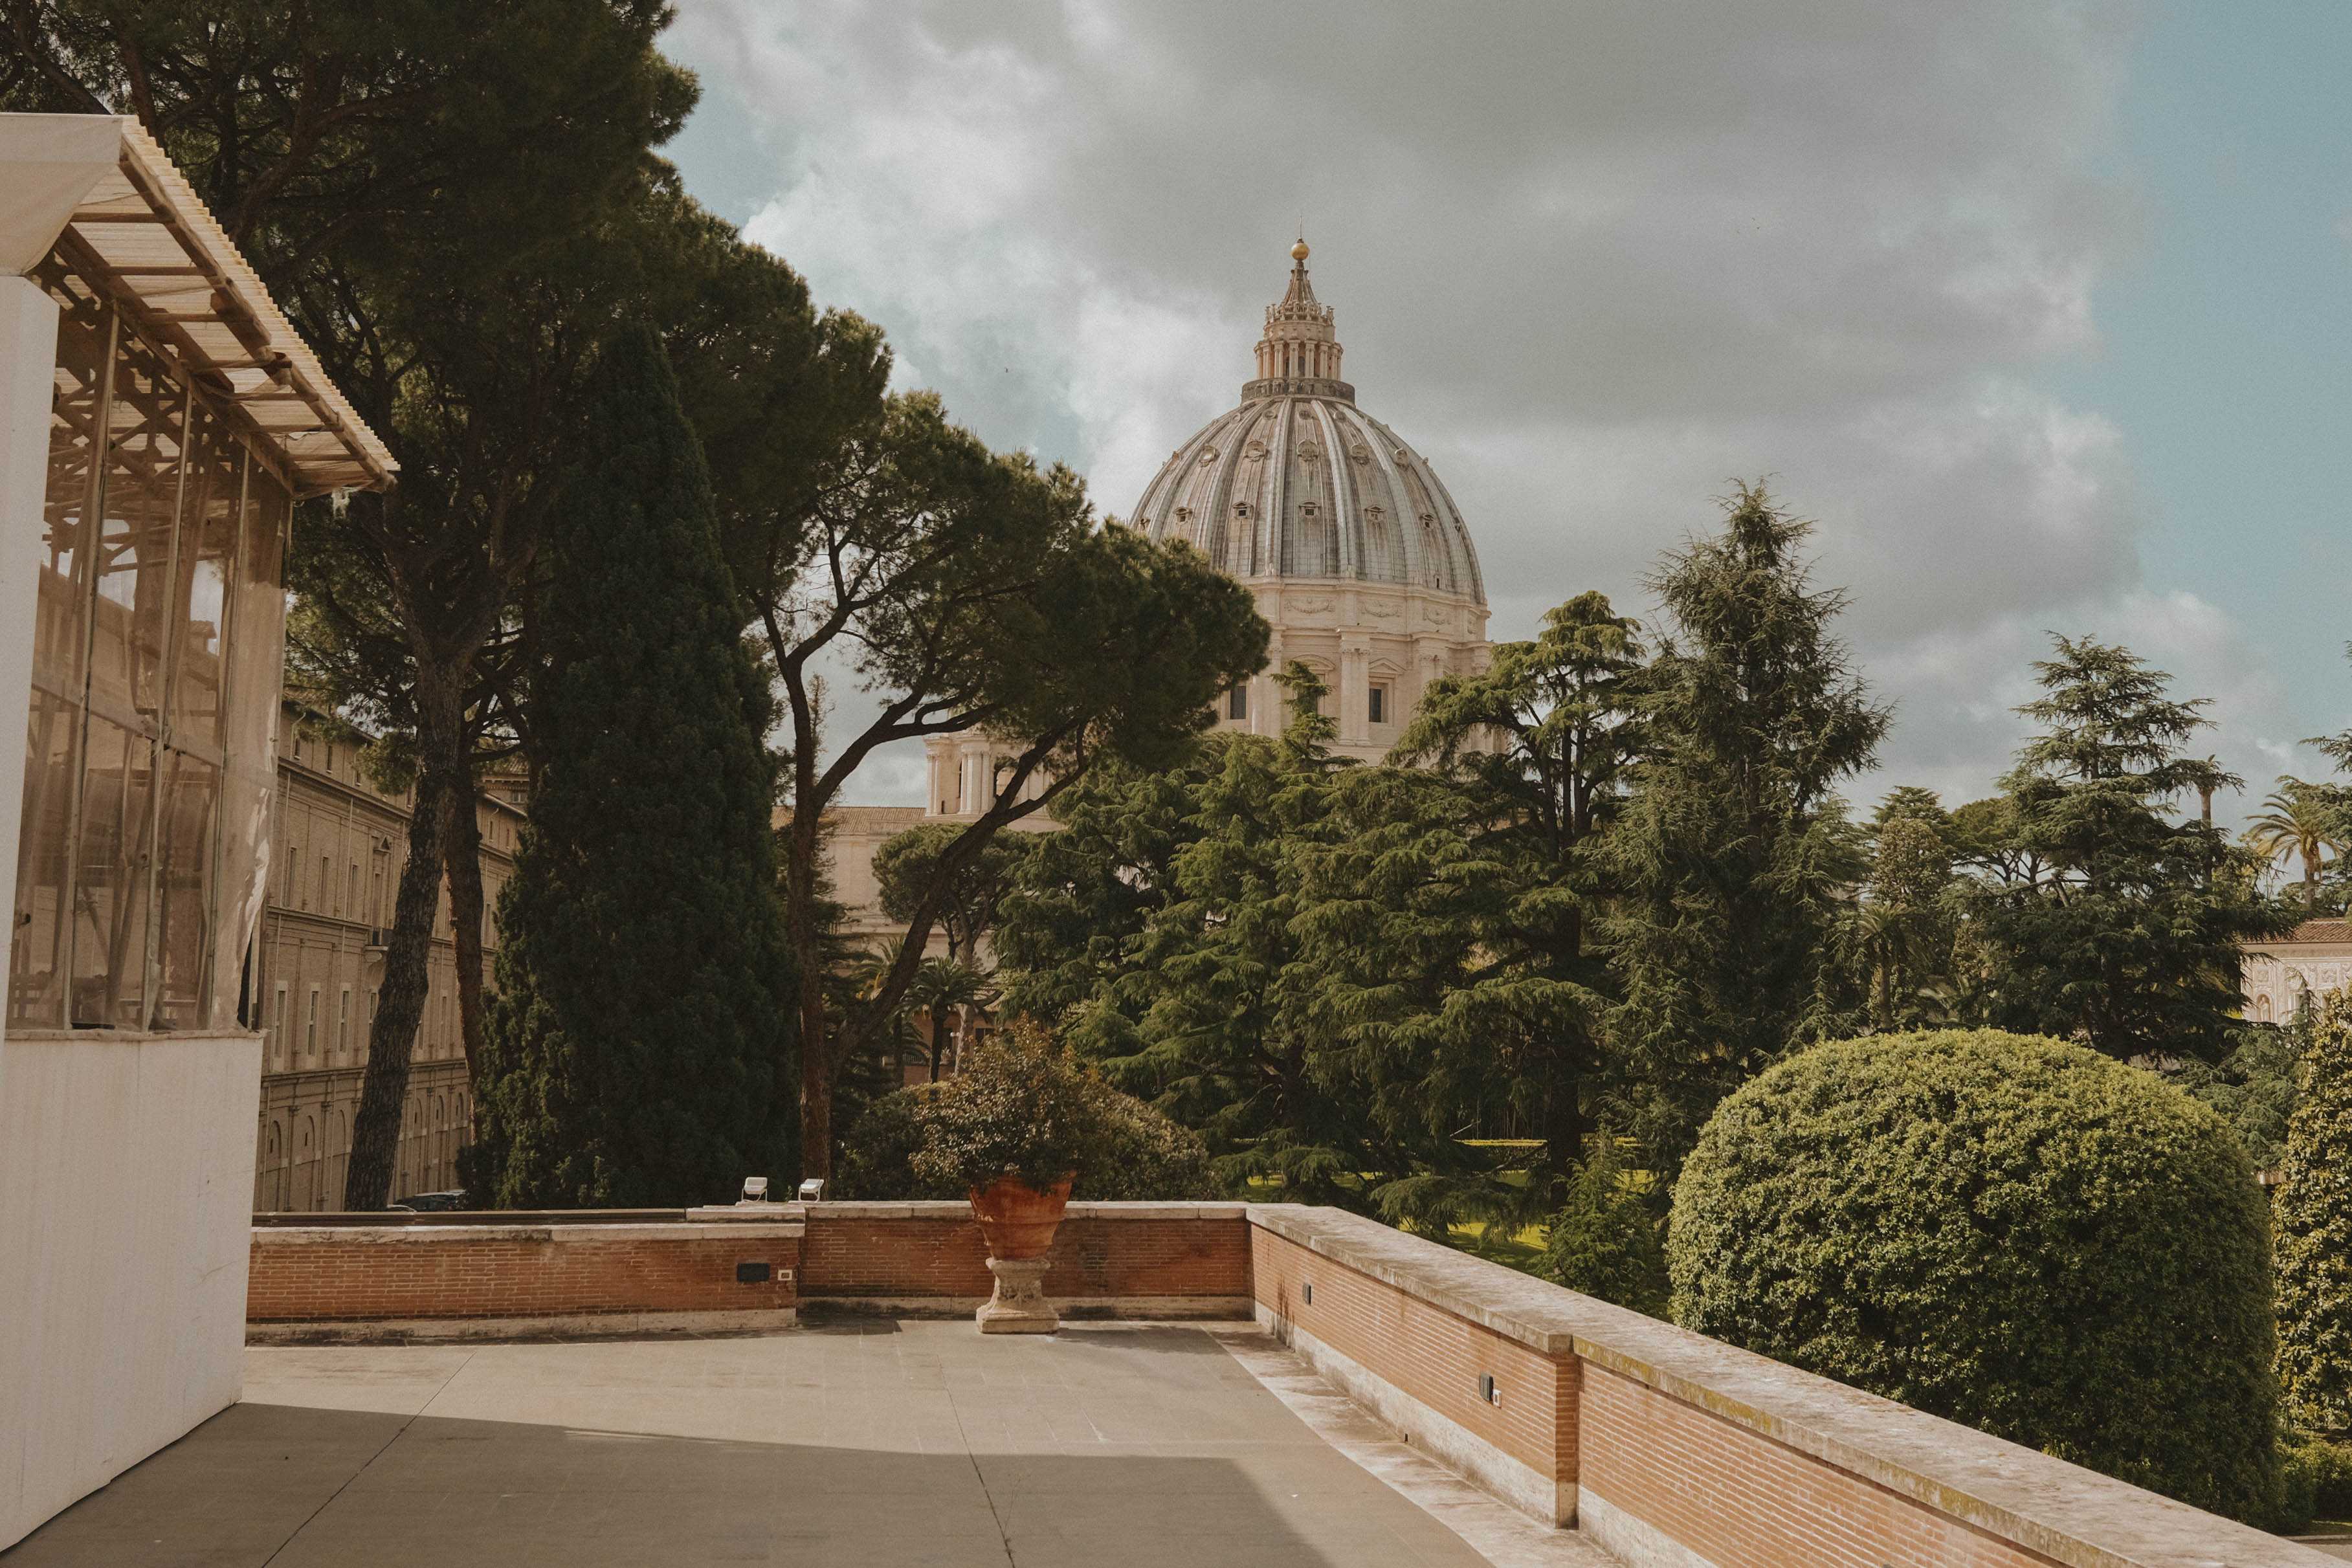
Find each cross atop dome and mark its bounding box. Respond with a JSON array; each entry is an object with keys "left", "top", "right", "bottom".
[{"left": 1250, "top": 237, "right": 1350, "bottom": 401}]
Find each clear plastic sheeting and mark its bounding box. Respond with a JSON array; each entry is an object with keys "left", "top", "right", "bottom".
[{"left": 7, "top": 250, "right": 291, "bottom": 1035}]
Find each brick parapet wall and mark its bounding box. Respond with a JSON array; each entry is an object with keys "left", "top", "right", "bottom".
[
  {"left": 1245, "top": 1204, "right": 2330, "bottom": 1568},
  {"left": 788, "top": 1202, "right": 1249, "bottom": 1307},
  {"left": 245, "top": 1222, "right": 802, "bottom": 1324}
]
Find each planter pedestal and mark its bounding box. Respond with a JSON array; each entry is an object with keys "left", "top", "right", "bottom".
[
  {"left": 977, "top": 1256, "right": 1058, "bottom": 1334},
  {"left": 969, "top": 1173, "right": 1073, "bottom": 1335}
]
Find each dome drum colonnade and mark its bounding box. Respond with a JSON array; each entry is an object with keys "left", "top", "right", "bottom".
[{"left": 924, "top": 240, "right": 1491, "bottom": 817}]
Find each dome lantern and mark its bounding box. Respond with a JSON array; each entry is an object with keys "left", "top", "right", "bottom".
[{"left": 1249, "top": 238, "right": 1349, "bottom": 401}]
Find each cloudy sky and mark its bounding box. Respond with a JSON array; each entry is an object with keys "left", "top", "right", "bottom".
[{"left": 656, "top": 1, "right": 2352, "bottom": 824}]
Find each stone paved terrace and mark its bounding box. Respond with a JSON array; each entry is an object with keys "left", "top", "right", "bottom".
[
  {"left": 8, "top": 1202, "right": 2337, "bottom": 1568},
  {"left": 1, "top": 1320, "right": 1602, "bottom": 1568}
]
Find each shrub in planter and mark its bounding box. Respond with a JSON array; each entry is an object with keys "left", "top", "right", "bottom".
[
  {"left": 1670, "top": 1029, "right": 2279, "bottom": 1523},
  {"left": 910, "top": 1024, "right": 1105, "bottom": 1196},
  {"left": 840, "top": 1055, "right": 1214, "bottom": 1202}
]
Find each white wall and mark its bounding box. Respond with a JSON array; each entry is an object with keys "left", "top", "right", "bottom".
[{"left": 0, "top": 1032, "right": 261, "bottom": 1549}]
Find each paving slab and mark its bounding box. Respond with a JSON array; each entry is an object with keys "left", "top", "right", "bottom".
[{"left": 1, "top": 1321, "right": 1607, "bottom": 1568}]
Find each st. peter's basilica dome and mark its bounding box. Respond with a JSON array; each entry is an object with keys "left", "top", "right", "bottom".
[{"left": 1124, "top": 241, "right": 1485, "bottom": 604}]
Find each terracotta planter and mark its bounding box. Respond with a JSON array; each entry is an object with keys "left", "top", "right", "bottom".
[{"left": 968, "top": 1172, "right": 1074, "bottom": 1260}]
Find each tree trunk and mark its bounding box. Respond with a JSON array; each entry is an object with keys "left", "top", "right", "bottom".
[
  {"left": 344, "top": 756, "right": 452, "bottom": 1208},
  {"left": 929, "top": 1007, "right": 947, "bottom": 1083},
  {"left": 785, "top": 803, "right": 832, "bottom": 1180},
  {"left": 441, "top": 771, "right": 487, "bottom": 1082}
]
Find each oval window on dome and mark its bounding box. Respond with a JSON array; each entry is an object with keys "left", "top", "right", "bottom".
[
  {"left": 1197, "top": 448, "right": 1218, "bottom": 465},
  {"left": 1297, "top": 443, "right": 1321, "bottom": 463},
  {"left": 1350, "top": 445, "right": 1371, "bottom": 464}
]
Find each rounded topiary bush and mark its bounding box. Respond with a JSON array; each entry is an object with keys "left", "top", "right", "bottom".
[{"left": 1669, "top": 1028, "right": 2279, "bottom": 1521}]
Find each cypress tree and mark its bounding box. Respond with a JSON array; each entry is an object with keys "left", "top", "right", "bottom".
[
  {"left": 466, "top": 325, "right": 793, "bottom": 1207},
  {"left": 2278, "top": 992, "right": 2352, "bottom": 1435}
]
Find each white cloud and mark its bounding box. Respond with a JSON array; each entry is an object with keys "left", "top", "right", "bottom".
[{"left": 663, "top": 0, "right": 2309, "bottom": 822}]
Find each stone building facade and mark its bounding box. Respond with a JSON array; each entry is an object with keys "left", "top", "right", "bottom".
[
  {"left": 249, "top": 701, "right": 523, "bottom": 1209},
  {"left": 2241, "top": 917, "right": 2352, "bottom": 1024}
]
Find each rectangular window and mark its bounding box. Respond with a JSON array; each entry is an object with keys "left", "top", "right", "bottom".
[
  {"left": 1368, "top": 684, "right": 1389, "bottom": 725},
  {"left": 337, "top": 986, "right": 351, "bottom": 1054},
  {"left": 272, "top": 982, "right": 287, "bottom": 1061},
  {"left": 348, "top": 862, "right": 358, "bottom": 912},
  {"left": 320, "top": 854, "right": 330, "bottom": 913},
  {"left": 305, "top": 986, "right": 318, "bottom": 1055},
  {"left": 1226, "top": 685, "right": 1248, "bottom": 722}
]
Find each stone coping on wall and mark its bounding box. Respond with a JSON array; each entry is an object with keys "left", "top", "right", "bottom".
[
  {"left": 252, "top": 1221, "right": 805, "bottom": 1246},
  {"left": 685, "top": 1201, "right": 1250, "bottom": 1222},
  {"left": 254, "top": 1209, "right": 688, "bottom": 1227},
  {"left": 1247, "top": 1204, "right": 2327, "bottom": 1568}
]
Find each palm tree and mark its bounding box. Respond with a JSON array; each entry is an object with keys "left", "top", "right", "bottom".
[
  {"left": 2243, "top": 778, "right": 2349, "bottom": 910},
  {"left": 902, "top": 958, "right": 996, "bottom": 1083}
]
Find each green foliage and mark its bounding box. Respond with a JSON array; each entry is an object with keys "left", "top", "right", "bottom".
[
  {"left": 1839, "top": 790, "right": 1968, "bottom": 1032},
  {"left": 465, "top": 328, "right": 792, "bottom": 1207},
  {"left": 768, "top": 388, "right": 1269, "bottom": 1175},
  {"left": 1963, "top": 637, "right": 2292, "bottom": 1064},
  {"left": 2277, "top": 1437, "right": 2352, "bottom": 1531},
  {"left": 1603, "top": 483, "right": 1886, "bottom": 1176},
  {"left": 841, "top": 1064, "right": 1213, "bottom": 1202},
  {"left": 1073, "top": 1090, "right": 1215, "bottom": 1202},
  {"left": 2278, "top": 993, "right": 2352, "bottom": 1437},
  {"left": 1535, "top": 1141, "right": 1669, "bottom": 1318},
  {"left": 1373, "top": 592, "right": 1646, "bottom": 1207},
  {"left": 2173, "top": 1023, "right": 2302, "bottom": 1171},
  {"left": 836, "top": 1086, "right": 959, "bottom": 1201},
  {"left": 910, "top": 1024, "right": 1112, "bottom": 1192},
  {"left": 1670, "top": 1029, "right": 2280, "bottom": 1523},
  {"left": 872, "top": 825, "right": 1030, "bottom": 965},
  {"left": 2244, "top": 777, "right": 2351, "bottom": 913},
  {"left": 900, "top": 956, "right": 996, "bottom": 1082},
  {"left": 994, "top": 745, "right": 1223, "bottom": 1024}
]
